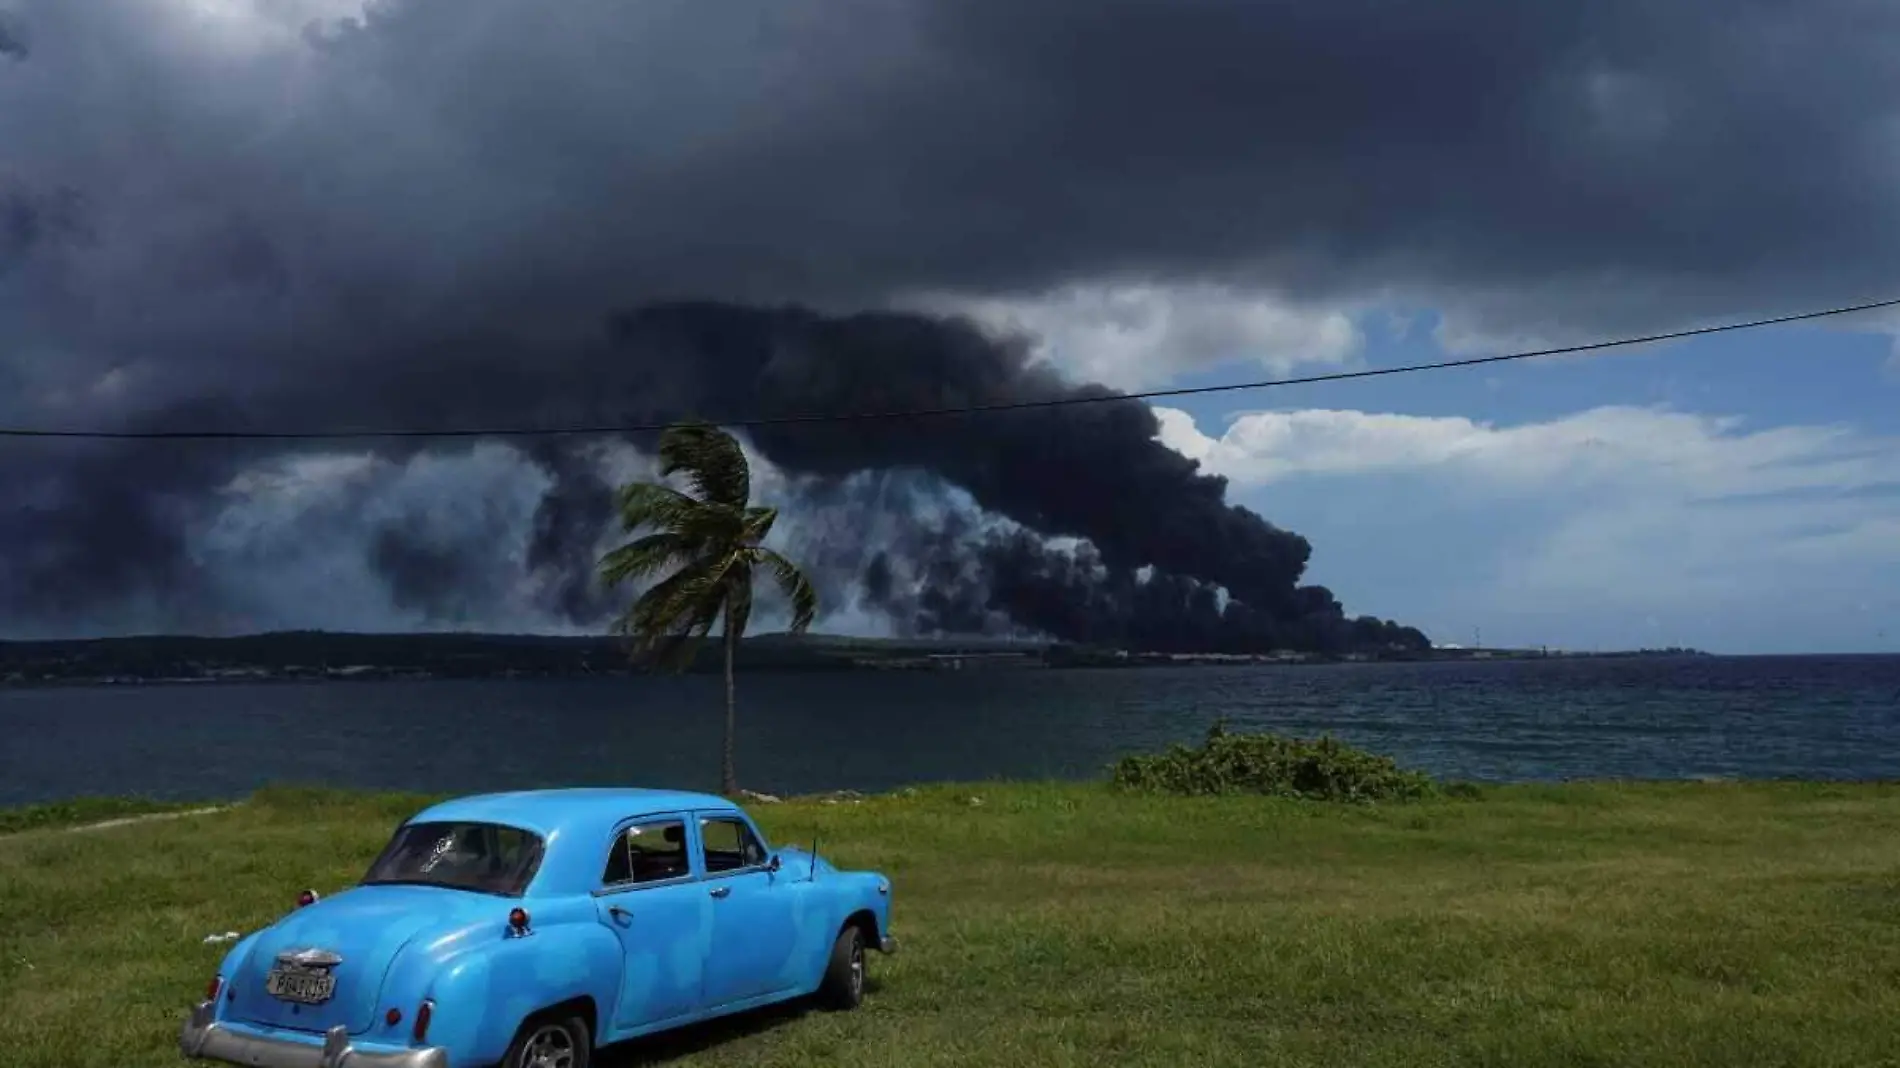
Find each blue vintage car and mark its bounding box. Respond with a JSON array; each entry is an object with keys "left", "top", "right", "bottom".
[{"left": 180, "top": 788, "right": 896, "bottom": 1068}]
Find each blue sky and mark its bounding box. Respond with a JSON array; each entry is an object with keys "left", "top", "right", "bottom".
[{"left": 1117, "top": 312, "right": 1900, "bottom": 655}]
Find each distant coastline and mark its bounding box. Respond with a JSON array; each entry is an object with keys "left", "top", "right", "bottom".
[{"left": 0, "top": 630, "right": 1711, "bottom": 688}]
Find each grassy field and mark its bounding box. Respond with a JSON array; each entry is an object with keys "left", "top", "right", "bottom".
[
  {"left": 3, "top": 781, "right": 1899, "bottom": 1067},
  {"left": 0, "top": 795, "right": 220, "bottom": 837}
]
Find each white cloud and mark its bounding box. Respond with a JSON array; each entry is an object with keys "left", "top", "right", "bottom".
[
  {"left": 1154, "top": 403, "right": 1900, "bottom": 650},
  {"left": 156, "top": 0, "right": 367, "bottom": 57},
  {"left": 180, "top": 433, "right": 1047, "bottom": 639},
  {"left": 919, "top": 282, "right": 1361, "bottom": 390},
  {"left": 195, "top": 443, "right": 559, "bottom": 632},
  {"left": 1155, "top": 404, "right": 1893, "bottom": 498}
]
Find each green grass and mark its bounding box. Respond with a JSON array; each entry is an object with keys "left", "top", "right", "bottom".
[
  {"left": 4, "top": 781, "right": 1900, "bottom": 1067},
  {"left": 0, "top": 795, "right": 218, "bottom": 836}
]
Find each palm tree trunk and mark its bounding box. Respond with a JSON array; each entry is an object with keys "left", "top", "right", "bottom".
[{"left": 721, "top": 610, "right": 739, "bottom": 796}]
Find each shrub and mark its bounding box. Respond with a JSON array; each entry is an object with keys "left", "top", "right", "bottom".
[{"left": 1107, "top": 721, "right": 1440, "bottom": 802}]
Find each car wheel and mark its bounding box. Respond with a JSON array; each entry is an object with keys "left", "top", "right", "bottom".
[
  {"left": 816, "top": 925, "right": 867, "bottom": 1011},
  {"left": 501, "top": 1013, "right": 592, "bottom": 1068}
]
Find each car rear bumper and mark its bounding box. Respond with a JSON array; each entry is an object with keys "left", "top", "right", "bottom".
[{"left": 181, "top": 1002, "right": 450, "bottom": 1068}]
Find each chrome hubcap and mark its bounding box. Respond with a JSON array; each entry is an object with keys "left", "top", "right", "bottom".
[
  {"left": 523, "top": 1024, "right": 575, "bottom": 1068},
  {"left": 849, "top": 939, "right": 865, "bottom": 996}
]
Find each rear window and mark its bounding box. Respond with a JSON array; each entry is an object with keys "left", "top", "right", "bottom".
[{"left": 362, "top": 821, "right": 545, "bottom": 897}]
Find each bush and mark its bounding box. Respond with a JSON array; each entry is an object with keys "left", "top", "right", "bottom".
[{"left": 1107, "top": 721, "right": 1440, "bottom": 802}]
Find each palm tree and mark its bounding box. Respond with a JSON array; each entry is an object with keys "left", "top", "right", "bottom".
[{"left": 599, "top": 422, "right": 818, "bottom": 796}]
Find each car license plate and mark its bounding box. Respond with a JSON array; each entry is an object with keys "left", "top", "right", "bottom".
[{"left": 265, "top": 967, "right": 336, "bottom": 1004}]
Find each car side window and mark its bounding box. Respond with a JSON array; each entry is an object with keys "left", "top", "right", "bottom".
[
  {"left": 700, "top": 816, "right": 766, "bottom": 874},
  {"left": 601, "top": 818, "right": 689, "bottom": 888}
]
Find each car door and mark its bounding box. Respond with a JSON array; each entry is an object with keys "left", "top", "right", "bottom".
[
  {"left": 591, "top": 813, "right": 711, "bottom": 1033},
  {"left": 696, "top": 811, "right": 801, "bottom": 1008}
]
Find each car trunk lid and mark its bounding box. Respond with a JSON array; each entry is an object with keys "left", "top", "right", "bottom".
[{"left": 224, "top": 885, "right": 479, "bottom": 1035}]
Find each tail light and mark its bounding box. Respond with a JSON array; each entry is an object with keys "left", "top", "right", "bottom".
[
  {"left": 385, "top": 1007, "right": 403, "bottom": 1027},
  {"left": 507, "top": 908, "right": 530, "bottom": 935},
  {"left": 297, "top": 889, "right": 319, "bottom": 908},
  {"left": 205, "top": 975, "right": 223, "bottom": 1001},
  {"left": 413, "top": 999, "right": 434, "bottom": 1043}
]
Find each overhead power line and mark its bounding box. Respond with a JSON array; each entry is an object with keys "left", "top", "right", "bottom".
[{"left": 3, "top": 295, "right": 1897, "bottom": 442}]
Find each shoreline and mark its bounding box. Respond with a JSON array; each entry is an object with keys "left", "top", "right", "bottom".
[
  {"left": 0, "top": 646, "right": 1722, "bottom": 690},
  {"left": 8, "top": 776, "right": 1900, "bottom": 831},
  {"left": 0, "top": 629, "right": 1716, "bottom": 689}
]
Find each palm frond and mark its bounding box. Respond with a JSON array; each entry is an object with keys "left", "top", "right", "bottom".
[
  {"left": 612, "top": 564, "right": 730, "bottom": 672},
  {"left": 756, "top": 547, "right": 818, "bottom": 634},
  {"left": 614, "top": 481, "right": 750, "bottom": 559},
  {"left": 598, "top": 532, "right": 696, "bottom": 589},
  {"left": 741, "top": 505, "right": 779, "bottom": 544},
  {"left": 614, "top": 482, "right": 703, "bottom": 534},
  {"left": 657, "top": 422, "right": 751, "bottom": 509},
  {"left": 627, "top": 562, "right": 730, "bottom": 633},
  {"left": 643, "top": 610, "right": 721, "bottom": 673}
]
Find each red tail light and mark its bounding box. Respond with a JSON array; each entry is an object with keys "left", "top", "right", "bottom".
[
  {"left": 296, "top": 889, "right": 319, "bottom": 908},
  {"left": 385, "top": 1007, "right": 403, "bottom": 1027},
  {"left": 507, "top": 907, "right": 530, "bottom": 934},
  {"left": 205, "top": 975, "right": 223, "bottom": 1001},
  {"left": 413, "top": 999, "right": 434, "bottom": 1043}
]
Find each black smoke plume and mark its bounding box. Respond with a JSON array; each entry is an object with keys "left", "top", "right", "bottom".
[
  {"left": 608, "top": 303, "right": 1314, "bottom": 606},
  {"left": 0, "top": 299, "right": 1426, "bottom": 651},
  {"left": 908, "top": 529, "right": 1427, "bottom": 654},
  {"left": 604, "top": 303, "right": 1423, "bottom": 650}
]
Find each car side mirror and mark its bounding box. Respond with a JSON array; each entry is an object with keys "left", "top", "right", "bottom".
[{"left": 767, "top": 853, "right": 781, "bottom": 873}]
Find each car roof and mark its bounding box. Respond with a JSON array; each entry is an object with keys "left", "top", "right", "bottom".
[{"left": 408, "top": 787, "right": 740, "bottom": 838}]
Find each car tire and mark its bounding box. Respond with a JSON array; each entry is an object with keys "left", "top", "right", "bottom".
[
  {"left": 501, "top": 1012, "right": 592, "bottom": 1068},
  {"left": 816, "top": 925, "right": 867, "bottom": 1011}
]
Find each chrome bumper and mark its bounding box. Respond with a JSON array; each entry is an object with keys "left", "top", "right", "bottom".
[
  {"left": 878, "top": 935, "right": 897, "bottom": 954},
  {"left": 181, "top": 1002, "right": 449, "bottom": 1068}
]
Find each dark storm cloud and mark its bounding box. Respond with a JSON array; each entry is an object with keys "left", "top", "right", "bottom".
[
  {"left": 7, "top": 0, "right": 1898, "bottom": 363},
  {"left": 3, "top": 0, "right": 1899, "bottom": 637},
  {"left": 0, "top": 10, "right": 27, "bottom": 61},
  {"left": 0, "top": 182, "right": 86, "bottom": 275}
]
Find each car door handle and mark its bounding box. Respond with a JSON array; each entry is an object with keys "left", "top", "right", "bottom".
[
  {"left": 708, "top": 885, "right": 731, "bottom": 899},
  {"left": 608, "top": 905, "right": 631, "bottom": 922}
]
